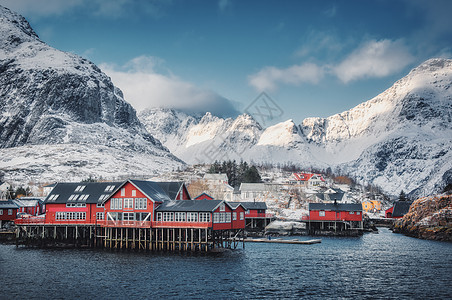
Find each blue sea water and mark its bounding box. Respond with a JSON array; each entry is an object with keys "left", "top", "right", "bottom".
[{"left": 1, "top": 228, "right": 451, "bottom": 299}]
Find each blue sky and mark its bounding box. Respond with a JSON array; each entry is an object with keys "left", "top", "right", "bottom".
[{"left": 2, "top": 0, "right": 452, "bottom": 125}]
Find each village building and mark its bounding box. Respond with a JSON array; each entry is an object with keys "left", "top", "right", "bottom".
[
  {"left": 0, "top": 199, "right": 19, "bottom": 227},
  {"left": 239, "top": 183, "right": 268, "bottom": 201},
  {"left": 230, "top": 201, "right": 273, "bottom": 230},
  {"left": 291, "top": 172, "right": 326, "bottom": 188},
  {"left": 362, "top": 200, "right": 382, "bottom": 213},
  {"left": 306, "top": 203, "right": 363, "bottom": 233},
  {"left": 13, "top": 197, "right": 45, "bottom": 216}
]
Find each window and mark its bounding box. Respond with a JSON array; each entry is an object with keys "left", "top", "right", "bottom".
[
  {"left": 319, "top": 211, "right": 325, "bottom": 217},
  {"left": 0, "top": 209, "right": 3, "bottom": 215},
  {"left": 245, "top": 210, "right": 250, "bottom": 214},
  {"left": 48, "top": 194, "right": 60, "bottom": 201},
  {"left": 225, "top": 213, "right": 231, "bottom": 223},
  {"left": 123, "top": 212, "right": 135, "bottom": 221},
  {"left": 219, "top": 203, "right": 225, "bottom": 212},
  {"left": 175, "top": 212, "right": 186, "bottom": 222},
  {"left": 240, "top": 212, "right": 244, "bottom": 220},
  {"left": 79, "top": 194, "right": 89, "bottom": 201},
  {"left": 199, "top": 213, "right": 210, "bottom": 222},
  {"left": 232, "top": 212, "right": 237, "bottom": 221},
  {"left": 219, "top": 213, "right": 226, "bottom": 223},
  {"left": 213, "top": 213, "right": 220, "bottom": 223},
  {"left": 163, "top": 212, "right": 174, "bottom": 222},
  {"left": 357, "top": 212, "right": 360, "bottom": 215},
  {"left": 8, "top": 209, "right": 13, "bottom": 215},
  {"left": 75, "top": 185, "right": 86, "bottom": 192},
  {"left": 135, "top": 198, "right": 147, "bottom": 210},
  {"left": 350, "top": 211, "right": 355, "bottom": 214},
  {"left": 104, "top": 185, "right": 115, "bottom": 192},
  {"left": 121, "top": 188, "right": 125, "bottom": 196},
  {"left": 187, "top": 212, "right": 198, "bottom": 222},
  {"left": 156, "top": 212, "right": 162, "bottom": 221},
  {"left": 97, "top": 202, "right": 105, "bottom": 208},
  {"left": 132, "top": 190, "right": 136, "bottom": 197},
  {"left": 124, "top": 198, "right": 133, "bottom": 209},
  {"left": 55, "top": 212, "right": 86, "bottom": 220},
  {"left": 110, "top": 198, "right": 122, "bottom": 210},
  {"left": 96, "top": 212, "right": 104, "bottom": 220}
]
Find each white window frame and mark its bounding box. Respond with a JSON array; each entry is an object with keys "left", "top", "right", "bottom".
[
  {"left": 156, "top": 212, "right": 162, "bottom": 221},
  {"left": 96, "top": 212, "right": 104, "bottom": 220},
  {"left": 219, "top": 203, "right": 225, "bottom": 212},
  {"left": 121, "top": 188, "right": 125, "bottom": 196},
  {"left": 124, "top": 198, "right": 133, "bottom": 209},
  {"left": 8, "top": 209, "right": 13, "bottom": 215},
  {"left": 199, "top": 212, "right": 210, "bottom": 222},
  {"left": 187, "top": 212, "right": 198, "bottom": 222},
  {"left": 0, "top": 209, "right": 3, "bottom": 215},
  {"left": 110, "top": 198, "right": 122, "bottom": 210},
  {"left": 123, "top": 212, "right": 135, "bottom": 221},
  {"left": 319, "top": 211, "right": 325, "bottom": 217},
  {"left": 213, "top": 212, "right": 220, "bottom": 223},
  {"left": 132, "top": 190, "right": 137, "bottom": 197},
  {"left": 175, "top": 212, "right": 186, "bottom": 222},
  {"left": 240, "top": 212, "right": 244, "bottom": 220},
  {"left": 232, "top": 212, "right": 237, "bottom": 221},
  {"left": 134, "top": 198, "right": 147, "bottom": 210}
]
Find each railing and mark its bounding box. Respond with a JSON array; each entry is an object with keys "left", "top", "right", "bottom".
[
  {"left": 14, "top": 217, "right": 45, "bottom": 225},
  {"left": 102, "top": 220, "right": 151, "bottom": 228},
  {"left": 153, "top": 221, "right": 211, "bottom": 228}
]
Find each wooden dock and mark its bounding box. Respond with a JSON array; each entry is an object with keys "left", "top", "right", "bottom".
[{"left": 244, "top": 238, "right": 321, "bottom": 245}]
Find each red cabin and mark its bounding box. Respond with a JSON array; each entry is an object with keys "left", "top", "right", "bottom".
[
  {"left": 385, "top": 201, "right": 412, "bottom": 219},
  {"left": 0, "top": 200, "right": 19, "bottom": 227},
  {"left": 13, "top": 197, "right": 45, "bottom": 216},
  {"left": 307, "top": 203, "right": 363, "bottom": 231}
]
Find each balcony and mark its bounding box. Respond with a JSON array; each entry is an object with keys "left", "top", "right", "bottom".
[{"left": 153, "top": 221, "right": 211, "bottom": 229}]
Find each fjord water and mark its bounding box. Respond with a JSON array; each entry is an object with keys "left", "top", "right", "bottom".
[{"left": 1, "top": 228, "right": 451, "bottom": 299}]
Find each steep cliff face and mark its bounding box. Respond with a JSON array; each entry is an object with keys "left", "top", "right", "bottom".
[
  {"left": 393, "top": 194, "right": 452, "bottom": 241},
  {"left": 0, "top": 6, "right": 182, "bottom": 182}
]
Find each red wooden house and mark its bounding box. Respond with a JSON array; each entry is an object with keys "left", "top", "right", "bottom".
[
  {"left": 0, "top": 199, "right": 19, "bottom": 227},
  {"left": 229, "top": 201, "right": 273, "bottom": 230},
  {"left": 13, "top": 197, "right": 45, "bottom": 216},
  {"left": 385, "top": 201, "right": 412, "bottom": 219},
  {"left": 307, "top": 203, "right": 363, "bottom": 231}
]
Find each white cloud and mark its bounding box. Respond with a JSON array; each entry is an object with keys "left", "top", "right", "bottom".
[
  {"left": 334, "top": 39, "right": 414, "bottom": 83},
  {"left": 248, "top": 62, "right": 325, "bottom": 92},
  {"left": 100, "top": 56, "right": 239, "bottom": 117}
]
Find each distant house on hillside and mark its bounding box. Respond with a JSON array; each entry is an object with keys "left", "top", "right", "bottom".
[
  {"left": 204, "top": 173, "right": 228, "bottom": 185},
  {"left": 239, "top": 183, "right": 268, "bottom": 201},
  {"left": 291, "top": 172, "right": 326, "bottom": 187}
]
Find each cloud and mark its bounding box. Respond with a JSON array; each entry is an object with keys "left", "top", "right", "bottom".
[
  {"left": 248, "top": 63, "right": 326, "bottom": 92},
  {"left": 334, "top": 39, "right": 414, "bottom": 83},
  {"left": 100, "top": 56, "right": 239, "bottom": 117}
]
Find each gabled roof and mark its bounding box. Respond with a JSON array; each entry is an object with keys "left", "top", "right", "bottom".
[
  {"left": 155, "top": 181, "right": 191, "bottom": 200},
  {"left": 0, "top": 199, "right": 19, "bottom": 209},
  {"left": 194, "top": 192, "right": 214, "bottom": 200},
  {"left": 392, "top": 201, "right": 412, "bottom": 217},
  {"left": 315, "top": 192, "right": 345, "bottom": 202},
  {"left": 293, "top": 172, "right": 325, "bottom": 182},
  {"left": 309, "top": 203, "right": 362, "bottom": 212},
  {"left": 45, "top": 182, "right": 122, "bottom": 204},
  {"left": 13, "top": 197, "right": 44, "bottom": 207},
  {"left": 125, "top": 180, "right": 172, "bottom": 203},
  {"left": 230, "top": 201, "right": 267, "bottom": 210},
  {"left": 156, "top": 199, "right": 225, "bottom": 212}
]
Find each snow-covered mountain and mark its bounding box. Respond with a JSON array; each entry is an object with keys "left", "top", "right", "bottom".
[
  {"left": 0, "top": 6, "right": 183, "bottom": 183},
  {"left": 141, "top": 58, "right": 452, "bottom": 197}
]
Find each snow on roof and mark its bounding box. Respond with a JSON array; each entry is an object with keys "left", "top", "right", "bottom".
[
  {"left": 204, "top": 173, "right": 228, "bottom": 182},
  {"left": 239, "top": 183, "right": 267, "bottom": 192}
]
